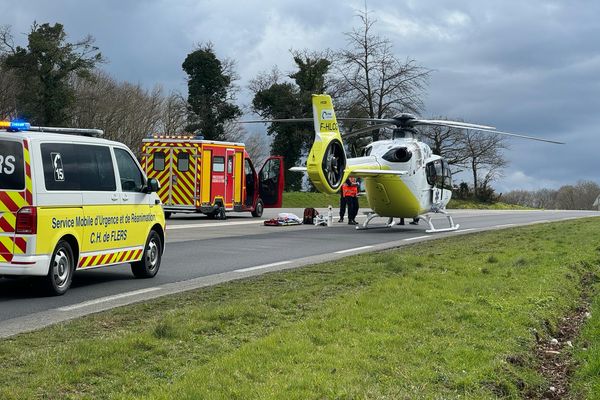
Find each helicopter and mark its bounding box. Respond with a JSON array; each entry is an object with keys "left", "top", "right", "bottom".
[{"left": 248, "top": 94, "right": 563, "bottom": 232}]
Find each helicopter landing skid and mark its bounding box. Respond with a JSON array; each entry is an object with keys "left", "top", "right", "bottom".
[
  {"left": 355, "top": 212, "right": 386, "bottom": 230},
  {"left": 419, "top": 210, "right": 460, "bottom": 233}
]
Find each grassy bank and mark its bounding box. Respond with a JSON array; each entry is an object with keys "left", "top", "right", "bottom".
[
  {"left": 282, "top": 191, "right": 369, "bottom": 208},
  {"left": 1, "top": 219, "right": 599, "bottom": 399},
  {"left": 572, "top": 278, "right": 600, "bottom": 398},
  {"left": 282, "top": 191, "right": 528, "bottom": 210},
  {"left": 446, "top": 198, "right": 533, "bottom": 210}
]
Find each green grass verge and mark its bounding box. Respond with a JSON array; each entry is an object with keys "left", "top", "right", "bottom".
[
  {"left": 283, "top": 191, "right": 529, "bottom": 210},
  {"left": 447, "top": 199, "right": 532, "bottom": 210},
  {"left": 282, "top": 191, "right": 369, "bottom": 209},
  {"left": 572, "top": 275, "right": 600, "bottom": 399},
  {"left": 1, "top": 219, "right": 599, "bottom": 399}
]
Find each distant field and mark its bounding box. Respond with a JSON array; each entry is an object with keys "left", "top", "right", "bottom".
[
  {"left": 1, "top": 218, "right": 599, "bottom": 399},
  {"left": 282, "top": 191, "right": 529, "bottom": 210}
]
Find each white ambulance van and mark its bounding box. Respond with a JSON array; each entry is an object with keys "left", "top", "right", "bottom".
[{"left": 0, "top": 121, "right": 165, "bottom": 295}]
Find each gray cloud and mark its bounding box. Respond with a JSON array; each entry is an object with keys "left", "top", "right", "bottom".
[{"left": 3, "top": 0, "right": 598, "bottom": 191}]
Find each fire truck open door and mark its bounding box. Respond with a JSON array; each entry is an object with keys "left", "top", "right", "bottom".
[{"left": 258, "top": 156, "right": 284, "bottom": 208}]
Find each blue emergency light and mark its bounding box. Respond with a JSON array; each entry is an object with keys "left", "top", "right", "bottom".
[{"left": 0, "top": 120, "right": 31, "bottom": 131}]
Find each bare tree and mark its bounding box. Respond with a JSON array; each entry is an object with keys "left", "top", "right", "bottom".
[
  {"left": 159, "top": 91, "right": 187, "bottom": 135},
  {"left": 248, "top": 66, "right": 284, "bottom": 97},
  {"left": 69, "top": 71, "right": 163, "bottom": 156},
  {"left": 0, "top": 26, "right": 21, "bottom": 119},
  {"left": 223, "top": 119, "right": 270, "bottom": 164},
  {"left": 332, "top": 7, "right": 430, "bottom": 140},
  {"left": 418, "top": 120, "right": 469, "bottom": 169},
  {"left": 459, "top": 131, "right": 508, "bottom": 194}
]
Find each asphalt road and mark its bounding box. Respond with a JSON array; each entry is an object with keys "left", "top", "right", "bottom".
[{"left": 0, "top": 208, "right": 598, "bottom": 337}]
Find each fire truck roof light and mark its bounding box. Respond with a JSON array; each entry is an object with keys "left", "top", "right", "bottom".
[{"left": 0, "top": 120, "right": 31, "bottom": 131}]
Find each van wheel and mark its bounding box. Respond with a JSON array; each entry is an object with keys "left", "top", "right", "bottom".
[
  {"left": 164, "top": 212, "right": 172, "bottom": 219},
  {"left": 252, "top": 199, "right": 264, "bottom": 217},
  {"left": 44, "top": 240, "right": 75, "bottom": 296},
  {"left": 131, "top": 230, "right": 162, "bottom": 278}
]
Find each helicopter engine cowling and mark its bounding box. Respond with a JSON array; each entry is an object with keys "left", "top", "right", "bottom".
[
  {"left": 305, "top": 94, "right": 349, "bottom": 194},
  {"left": 382, "top": 146, "right": 412, "bottom": 163}
]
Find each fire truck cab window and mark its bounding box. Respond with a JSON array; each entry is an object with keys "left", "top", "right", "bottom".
[
  {"left": 153, "top": 152, "right": 165, "bottom": 171},
  {"left": 177, "top": 152, "right": 189, "bottom": 172},
  {"left": 260, "top": 158, "right": 280, "bottom": 181},
  {"left": 213, "top": 156, "right": 225, "bottom": 172}
]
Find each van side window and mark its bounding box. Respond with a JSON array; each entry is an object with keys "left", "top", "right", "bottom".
[
  {"left": 153, "top": 152, "right": 165, "bottom": 171},
  {"left": 41, "top": 143, "right": 80, "bottom": 191},
  {"left": 177, "top": 152, "right": 189, "bottom": 172},
  {"left": 42, "top": 144, "right": 117, "bottom": 191},
  {"left": 0, "top": 140, "right": 25, "bottom": 190},
  {"left": 78, "top": 145, "right": 116, "bottom": 191},
  {"left": 114, "top": 148, "right": 144, "bottom": 192}
]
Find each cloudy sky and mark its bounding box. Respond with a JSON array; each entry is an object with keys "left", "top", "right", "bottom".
[{"left": 3, "top": 0, "right": 599, "bottom": 192}]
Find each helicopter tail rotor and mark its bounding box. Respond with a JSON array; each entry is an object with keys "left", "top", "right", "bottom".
[{"left": 305, "top": 94, "right": 349, "bottom": 194}]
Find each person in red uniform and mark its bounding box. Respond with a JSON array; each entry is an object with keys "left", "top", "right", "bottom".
[{"left": 342, "top": 177, "right": 359, "bottom": 225}]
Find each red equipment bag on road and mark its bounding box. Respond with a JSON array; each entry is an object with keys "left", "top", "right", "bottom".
[{"left": 302, "top": 208, "right": 319, "bottom": 224}]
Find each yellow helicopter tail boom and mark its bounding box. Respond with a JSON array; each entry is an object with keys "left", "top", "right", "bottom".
[{"left": 306, "top": 94, "right": 351, "bottom": 194}]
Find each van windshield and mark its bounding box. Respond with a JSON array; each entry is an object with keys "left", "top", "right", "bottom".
[{"left": 0, "top": 140, "right": 25, "bottom": 190}]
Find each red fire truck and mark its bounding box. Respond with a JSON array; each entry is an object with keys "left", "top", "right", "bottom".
[{"left": 141, "top": 136, "right": 284, "bottom": 218}]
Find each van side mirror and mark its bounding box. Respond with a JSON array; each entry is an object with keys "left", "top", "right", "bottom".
[{"left": 145, "top": 178, "right": 160, "bottom": 193}]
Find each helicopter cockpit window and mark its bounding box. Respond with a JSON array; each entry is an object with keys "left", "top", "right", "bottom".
[
  {"left": 427, "top": 159, "right": 452, "bottom": 189},
  {"left": 362, "top": 146, "right": 373, "bottom": 157},
  {"left": 442, "top": 160, "right": 452, "bottom": 190},
  {"left": 426, "top": 161, "right": 437, "bottom": 185}
]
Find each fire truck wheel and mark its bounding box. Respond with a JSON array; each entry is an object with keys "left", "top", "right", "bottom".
[
  {"left": 44, "top": 240, "right": 75, "bottom": 296},
  {"left": 252, "top": 199, "right": 264, "bottom": 217},
  {"left": 131, "top": 230, "right": 162, "bottom": 278},
  {"left": 164, "top": 212, "right": 172, "bottom": 219}
]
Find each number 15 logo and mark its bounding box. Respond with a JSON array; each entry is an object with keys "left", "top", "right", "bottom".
[{"left": 51, "top": 152, "right": 64, "bottom": 181}]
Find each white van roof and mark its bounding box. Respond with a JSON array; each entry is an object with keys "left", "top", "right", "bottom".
[{"left": 1, "top": 128, "right": 126, "bottom": 147}]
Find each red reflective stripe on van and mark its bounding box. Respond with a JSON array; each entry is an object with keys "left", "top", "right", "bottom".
[
  {"left": 13, "top": 237, "right": 27, "bottom": 253},
  {"left": 0, "top": 192, "right": 20, "bottom": 212},
  {"left": 0, "top": 240, "right": 11, "bottom": 255},
  {"left": 0, "top": 217, "right": 13, "bottom": 233}
]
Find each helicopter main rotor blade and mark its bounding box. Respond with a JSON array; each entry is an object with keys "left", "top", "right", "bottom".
[
  {"left": 338, "top": 117, "right": 399, "bottom": 124},
  {"left": 241, "top": 118, "right": 313, "bottom": 123},
  {"left": 342, "top": 124, "right": 396, "bottom": 139},
  {"left": 414, "top": 119, "right": 495, "bottom": 130},
  {"left": 459, "top": 127, "right": 565, "bottom": 144}
]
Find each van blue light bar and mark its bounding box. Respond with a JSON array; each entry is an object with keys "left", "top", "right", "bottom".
[{"left": 0, "top": 121, "right": 31, "bottom": 131}]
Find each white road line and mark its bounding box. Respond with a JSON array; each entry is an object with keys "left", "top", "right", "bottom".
[
  {"left": 167, "top": 220, "right": 261, "bottom": 230},
  {"left": 334, "top": 245, "right": 374, "bottom": 254},
  {"left": 58, "top": 287, "right": 161, "bottom": 312},
  {"left": 235, "top": 261, "right": 291, "bottom": 273},
  {"left": 404, "top": 236, "right": 428, "bottom": 241},
  {"left": 494, "top": 224, "right": 516, "bottom": 228}
]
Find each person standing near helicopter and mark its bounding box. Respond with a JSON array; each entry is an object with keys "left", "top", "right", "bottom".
[{"left": 342, "top": 177, "right": 359, "bottom": 225}]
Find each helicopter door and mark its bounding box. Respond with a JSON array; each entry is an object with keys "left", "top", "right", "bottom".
[
  {"left": 426, "top": 159, "right": 452, "bottom": 205},
  {"left": 258, "top": 156, "right": 284, "bottom": 208}
]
